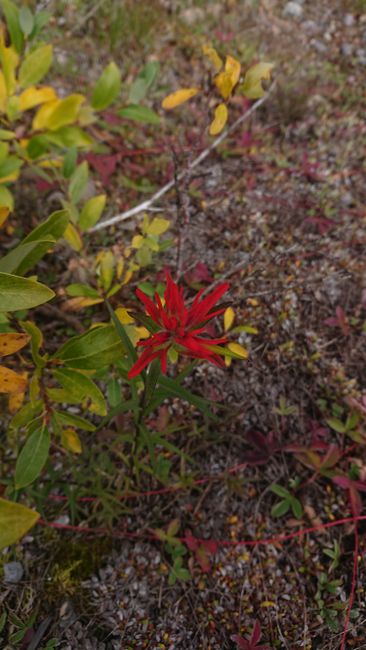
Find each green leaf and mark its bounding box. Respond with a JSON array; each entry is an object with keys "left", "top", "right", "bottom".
[
  {"left": 1, "top": 0, "right": 24, "bottom": 54},
  {"left": 118, "top": 104, "right": 160, "bottom": 125},
  {"left": 62, "top": 146, "right": 77, "bottom": 178},
  {"left": 270, "top": 483, "right": 291, "bottom": 498},
  {"left": 106, "top": 300, "right": 137, "bottom": 367},
  {"left": 326, "top": 418, "right": 346, "bottom": 434},
  {"left": 53, "top": 368, "right": 107, "bottom": 416},
  {"left": 0, "top": 239, "right": 55, "bottom": 275},
  {"left": 107, "top": 378, "right": 120, "bottom": 407},
  {"left": 55, "top": 411, "right": 95, "bottom": 432},
  {"left": 78, "top": 194, "right": 106, "bottom": 231},
  {"left": 91, "top": 62, "right": 121, "bottom": 111},
  {"left": 53, "top": 324, "right": 124, "bottom": 369},
  {"left": 241, "top": 62, "right": 274, "bottom": 100},
  {"left": 23, "top": 209, "right": 70, "bottom": 244},
  {"left": 271, "top": 499, "right": 290, "bottom": 518},
  {"left": 15, "top": 426, "right": 50, "bottom": 488},
  {"left": 0, "top": 273, "right": 54, "bottom": 312},
  {"left": 19, "top": 6, "right": 34, "bottom": 36},
  {"left": 18, "top": 44, "right": 53, "bottom": 88},
  {"left": 29, "top": 10, "right": 50, "bottom": 41},
  {"left": 20, "top": 320, "right": 45, "bottom": 368},
  {"left": 0, "top": 499, "right": 39, "bottom": 550},
  {"left": 128, "top": 61, "right": 159, "bottom": 103},
  {"left": 290, "top": 497, "right": 303, "bottom": 519},
  {"left": 0, "top": 185, "right": 14, "bottom": 209},
  {"left": 0, "top": 156, "right": 23, "bottom": 180},
  {"left": 66, "top": 283, "right": 100, "bottom": 298},
  {"left": 69, "top": 162, "right": 89, "bottom": 205}
]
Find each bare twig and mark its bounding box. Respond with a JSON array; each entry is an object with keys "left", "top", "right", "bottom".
[{"left": 89, "top": 83, "right": 276, "bottom": 233}]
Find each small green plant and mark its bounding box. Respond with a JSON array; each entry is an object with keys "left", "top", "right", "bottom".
[
  {"left": 270, "top": 481, "right": 303, "bottom": 519},
  {"left": 323, "top": 540, "right": 341, "bottom": 572},
  {"left": 315, "top": 572, "right": 343, "bottom": 632},
  {"left": 154, "top": 519, "right": 191, "bottom": 586}
]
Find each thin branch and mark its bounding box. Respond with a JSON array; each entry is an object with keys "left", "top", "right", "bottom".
[{"left": 89, "top": 83, "right": 276, "bottom": 233}]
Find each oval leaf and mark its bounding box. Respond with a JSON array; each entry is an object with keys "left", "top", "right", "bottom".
[
  {"left": 209, "top": 103, "right": 228, "bottom": 135},
  {"left": 241, "top": 62, "right": 274, "bottom": 100},
  {"left": 0, "top": 273, "right": 55, "bottom": 312},
  {"left": 0, "top": 333, "right": 30, "bottom": 358},
  {"left": 162, "top": 88, "right": 199, "bottom": 110},
  {"left": 15, "top": 426, "right": 50, "bottom": 488},
  {"left": 0, "top": 499, "right": 39, "bottom": 550},
  {"left": 18, "top": 44, "right": 53, "bottom": 88},
  {"left": 91, "top": 62, "right": 121, "bottom": 111},
  {"left": 118, "top": 104, "right": 160, "bottom": 124},
  {"left": 0, "top": 366, "right": 27, "bottom": 393}
]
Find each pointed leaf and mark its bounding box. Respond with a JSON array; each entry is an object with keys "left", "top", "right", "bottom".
[
  {"left": 0, "top": 499, "right": 39, "bottom": 550},
  {"left": 15, "top": 426, "right": 50, "bottom": 488},
  {"left": 18, "top": 44, "right": 53, "bottom": 88},
  {"left": 91, "top": 62, "right": 121, "bottom": 110},
  {"left": 162, "top": 88, "right": 199, "bottom": 109}
]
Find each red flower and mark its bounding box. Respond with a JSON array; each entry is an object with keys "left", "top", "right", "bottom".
[{"left": 128, "top": 272, "right": 229, "bottom": 378}]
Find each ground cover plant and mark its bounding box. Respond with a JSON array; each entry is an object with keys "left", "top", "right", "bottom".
[{"left": 0, "top": 1, "right": 366, "bottom": 648}]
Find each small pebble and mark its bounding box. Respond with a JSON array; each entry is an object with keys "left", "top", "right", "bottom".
[
  {"left": 344, "top": 13, "right": 355, "bottom": 27},
  {"left": 3, "top": 561, "right": 24, "bottom": 584},
  {"left": 283, "top": 2, "right": 303, "bottom": 18}
]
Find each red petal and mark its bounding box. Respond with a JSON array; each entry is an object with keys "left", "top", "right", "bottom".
[
  {"left": 135, "top": 288, "right": 162, "bottom": 324},
  {"left": 188, "top": 282, "right": 229, "bottom": 326}
]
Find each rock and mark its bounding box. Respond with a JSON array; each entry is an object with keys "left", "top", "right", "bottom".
[
  {"left": 283, "top": 2, "right": 303, "bottom": 18},
  {"left": 303, "top": 20, "right": 318, "bottom": 34},
  {"left": 356, "top": 48, "right": 366, "bottom": 65},
  {"left": 180, "top": 7, "right": 204, "bottom": 25},
  {"left": 4, "top": 561, "right": 24, "bottom": 583},
  {"left": 344, "top": 13, "right": 355, "bottom": 27},
  {"left": 341, "top": 43, "right": 353, "bottom": 57},
  {"left": 311, "top": 39, "right": 328, "bottom": 53}
]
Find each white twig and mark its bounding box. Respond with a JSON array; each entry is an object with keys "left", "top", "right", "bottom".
[{"left": 89, "top": 83, "right": 276, "bottom": 233}]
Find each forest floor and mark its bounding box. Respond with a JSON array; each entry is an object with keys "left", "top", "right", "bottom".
[{"left": 2, "top": 0, "right": 366, "bottom": 649}]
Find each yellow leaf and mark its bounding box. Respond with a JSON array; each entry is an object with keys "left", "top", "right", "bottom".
[
  {"left": 145, "top": 217, "right": 170, "bottom": 236},
  {"left": 115, "top": 307, "right": 135, "bottom": 325},
  {"left": 227, "top": 342, "right": 249, "bottom": 359},
  {"left": 225, "top": 55, "right": 241, "bottom": 88},
  {"left": 62, "top": 296, "right": 103, "bottom": 312},
  {"left": 214, "top": 71, "right": 233, "bottom": 100},
  {"left": 0, "top": 71, "right": 7, "bottom": 113},
  {"left": 8, "top": 381, "right": 26, "bottom": 413},
  {"left": 131, "top": 234, "right": 144, "bottom": 249},
  {"left": 61, "top": 428, "right": 82, "bottom": 454},
  {"left": 224, "top": 307, "right": 235, "bottom": 332},
  {"left": 116, "top": 257, "right": 124, "bottom": 279},
  {"left": 135, "top": 326, "right": 149, "bottom": 340},
  {"left": 0, "top": 333, "right": 30, "bottom": 358},
  {"left": 63, "top": 223, "right": 83, "bottom": 251},
  {"left": 32, "top": 98, "right": 60, "bottom": 131},
  {"left": 18, "top": 86, "right": 57, "bottom": 111},
  {"left": 202, "top": 45, "right": 223, "bottom": 71},
  {"left": 242, "top": 62, "right": 274, "bottom": 99},
  {"left": 0, "top": 498, "right": 40, "bottom": 550},
  {"left": 122, "top": 269, "right": 133, "bottom": 285},
  {"left": 209, "top": 103, "right": 228, "bottom": 135},
  {"left": 45, "top": 94, "right": 85, "bottom": 131},
  {"left": 0, "top": 366, "right": 28, "bottom": 393},
  {"left": 0, "top": 35, "right": 19, "bottom": 95},
  {"left": 0, "top": 207, "right": 10, "bottom": 227},
  {"left": 162, "top": 88, "right": 199, "bottom": 110}
]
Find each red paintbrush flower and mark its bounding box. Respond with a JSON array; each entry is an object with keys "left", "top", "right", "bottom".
[{"left": 128, "top": 272, "right": 229, "bottom": 378}]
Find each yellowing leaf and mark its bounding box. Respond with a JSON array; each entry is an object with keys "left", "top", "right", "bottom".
[
  {"left": 62, "top": 296, "right": 103, "bottom": 312},
  {"left": 242, "top": 62, "right": 274, "bottom": 99},
  {"left": 225, "top": 55, "right": 241, "bottom": 87},
  {"left": 61, "top": 428, "right": 82, "bottom": 454},
  {"left": 0, "top": 39, "right": 19, "bottom": 95},
  {"left": 202, "top": 45, "right": 223, "bottom": 71},
  {"left": 132, "top": 234, "right": 144, "bottom": 249},
  {"left": 162, "top": 88, "right": 199, "bottom": 110},
  {"left": 115, "top": 307, "right": 135, "bottom": 325},
  {"left": 78, "top": 194, "right": 106, "bottom": 232},
  {"left": 0, "top": 498, "right": 40, "bottom": 550},
  {"left": 214, "top": 71, "right": 232, "bottom": 100},
  {"left": 18, "top": 44, "right": 53, "bottom": 88},
  {"left": 8, "top": 379, "right": 26, "bottom": 413},
  {"left": 227, "top": 342, "right": 249, "bottom": 359},
  {"left": 0, "top": 207, "right": 10, "bottom": 227},
  {"left": 18, "top": 86, "right": 57, "bottom": 111},
  {"left": 224, "top": 307, "right": 235, "bottom": 332},
  {"left": 99, "top": 250, "right": 115, "bottom": 291},
  {"left": 46, "top": 94, "right": 85, "bottom": 131},
  {"left": 63, "top": 223, "right": 83, "bottom": 251},
  {"left": 0, "top": 365, "right": 28, "bottom": 393},
  {"left": 209, "top": 103, "right": 228, "bottom": 135},
  {"left": 32, "top": 98, "right": 59, "bottom": 131},
  {"left": 145, "top": 217, "right": 170, "bottom": 236},
  {"left": 0, "top": 333, "right": 30, "bottom": 358},
  {"left": 0, "top": 71, "right": 7, "bottom": 112}
]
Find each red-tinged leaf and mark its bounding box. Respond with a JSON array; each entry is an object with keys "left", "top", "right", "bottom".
[
  {"left": 196, "top": 545, "right": 211, "bottom": 573},
  {"left": 251, "top": 620, "right": 261, "bottom": 645},
  {"left": 332, "top": 475, "right": 352, "bottom": 489},
  {"left": 349, "top": 486, "right": 362, "bottom": 516},
  {"left": 184, "top": 262, "right": 213, "bottom": 287},
  {"left": 244, "top": 430, "right": 281, "bottom": 464},
  {"left": 201, "top": 539, "right": 218, "bottom": 554},
  {"left": 304, "top": 216, "right": 336, "bottom": 234},
  {"left": 84, "top": 153, "right": 119, "bottom": 186}
]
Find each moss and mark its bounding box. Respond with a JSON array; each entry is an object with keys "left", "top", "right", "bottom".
[{"left": 44, "top": 537, "right": 113, "bottom": 602}]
